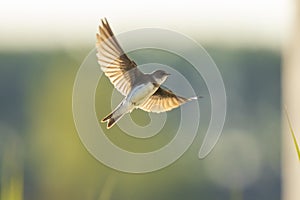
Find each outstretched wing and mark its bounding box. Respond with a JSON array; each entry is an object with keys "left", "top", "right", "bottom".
[
  {"left": 96, "top": 18, "right": 143, "bottom": 96},
  {"left": 139, "top": 86, "right": 197, "bottom": 113}
]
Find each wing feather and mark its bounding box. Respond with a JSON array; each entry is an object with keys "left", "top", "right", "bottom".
[
  {"left": 96, "top": 18, "right": 143, "bottom": 96},
  {"left": 139, "top": 87, "right": 197, "bottom": 113}
]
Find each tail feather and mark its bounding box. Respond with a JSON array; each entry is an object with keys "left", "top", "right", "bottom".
[
  {"left": 101, "top": 100, "right": 131, "bottom": 129},
  {"left": 101, "top": 112, "right": 124, "bottom": 129},
  {"left": 106, "top": 114, "right": 124, "bottom": 129},
  {"left": 101, "top": 113, "right": 113, "bottom": 122},
  {"left": 107, "top": 117, "right": 115, "bottom": 128}
]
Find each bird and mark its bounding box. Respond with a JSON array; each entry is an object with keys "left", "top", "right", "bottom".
[{"left": 96, "top": 18, "right": 198, "bottom": 129}]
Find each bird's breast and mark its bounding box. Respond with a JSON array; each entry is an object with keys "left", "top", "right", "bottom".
[{"left": 127, "top": 83, "right": 157, "bottom": 105}]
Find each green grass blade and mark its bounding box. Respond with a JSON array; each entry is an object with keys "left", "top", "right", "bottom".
[{"left": 284, "top": 107, "right": 300, "bottom": 161}]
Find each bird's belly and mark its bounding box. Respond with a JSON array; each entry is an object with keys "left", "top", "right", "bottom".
[{"left": 127, "top": 83, "right": 156, "bottom": 105}]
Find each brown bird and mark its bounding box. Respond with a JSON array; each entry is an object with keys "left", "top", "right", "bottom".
[{"left": 96, "top": 18, "right": 198, "bottom": 129}]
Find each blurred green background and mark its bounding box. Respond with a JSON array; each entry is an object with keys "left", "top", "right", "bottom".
[
  {"left": 0, "top": 46, "right": 281, "bottom": 200},
  {"left": 0, "top": 0, "right": 289, "bottom": 199}
]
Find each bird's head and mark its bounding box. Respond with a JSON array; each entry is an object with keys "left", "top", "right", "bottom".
[{"left": 152, "top": 70, "right": 170, "bottom": 84}]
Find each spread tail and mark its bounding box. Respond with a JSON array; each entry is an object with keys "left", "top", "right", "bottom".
[{"left": 101, "top": 111, "right": 124, "bottom": 129}]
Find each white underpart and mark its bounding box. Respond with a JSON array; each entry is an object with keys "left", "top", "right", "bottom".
[
  {"left": 109, "top": 82, "right": 158, "bottom": 122},
  {"left": 112, "top": 100, "right": 134, "bottom": 117},
  {"left": 126, "top": 83, "right": 157, "bottom": 107}
]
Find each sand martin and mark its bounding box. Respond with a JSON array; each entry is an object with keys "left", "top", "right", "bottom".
[{"left": 96, "top": 18, "right": 198, "bottom": 129}]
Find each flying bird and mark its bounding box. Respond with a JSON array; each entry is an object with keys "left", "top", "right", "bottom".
[{"left": 96, "top": 18, "right": 198, "bottom": 129}]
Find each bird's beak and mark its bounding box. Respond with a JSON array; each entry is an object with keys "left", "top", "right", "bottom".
[{"left": 166, "top": 73, "right": 171, "bottom": 76}]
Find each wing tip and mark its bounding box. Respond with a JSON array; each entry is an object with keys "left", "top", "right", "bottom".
[
  {"left": 189, "top": 96, "right": 203, "bottom": 101},
  {"left": 101, "top": 18, "right": 107, "bottom": 26}
]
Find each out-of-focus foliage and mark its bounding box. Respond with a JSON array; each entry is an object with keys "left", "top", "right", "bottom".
[
  {"left": 0, "top": 136, "right": 23, "bottom": 200},
  {"left": 284, "top": 108, "right": 300, "bottom": 161},
  {"left": 0, "top": 45, "right": 281, "bottom": 200}
]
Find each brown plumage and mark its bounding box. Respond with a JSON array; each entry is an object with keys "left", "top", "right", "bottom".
[{"left": 96, "top": 18, "right": 199, "bottom": 128}]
